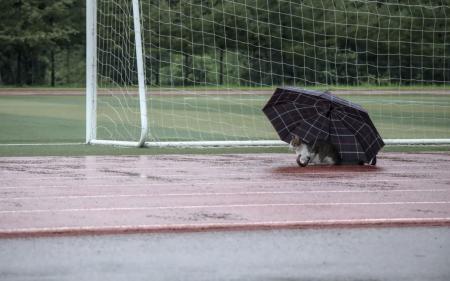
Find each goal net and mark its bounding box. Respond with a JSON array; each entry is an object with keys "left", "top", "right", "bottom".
[{"left": 87, "top": 0, "right": 450, "bottom": 147}]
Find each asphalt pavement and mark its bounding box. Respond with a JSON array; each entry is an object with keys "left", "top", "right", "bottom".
[{"left": 1, "top": 226, "right": 449, "bottom": 281}]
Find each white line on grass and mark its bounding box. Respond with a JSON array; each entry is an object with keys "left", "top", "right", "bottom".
[{"left": 0, "top": 143, "right": 84, "bottom": 146}]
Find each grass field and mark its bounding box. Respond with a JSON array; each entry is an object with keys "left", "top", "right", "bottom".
[{"left": 0, "top": 90, "right": 449, "bottom": 156}]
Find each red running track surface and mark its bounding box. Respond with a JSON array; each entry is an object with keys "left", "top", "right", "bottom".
[{"left": 0, "top": 152, "right": 449, "bottom": 237}]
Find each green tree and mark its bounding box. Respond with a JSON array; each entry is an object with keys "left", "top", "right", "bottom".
[{"left": 0, "top": 0, "right": 82, "bottom": 86}]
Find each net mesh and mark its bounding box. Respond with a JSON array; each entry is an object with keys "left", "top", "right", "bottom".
[{"left": 95, "top": 0, "right": 450, "bottom": 143}]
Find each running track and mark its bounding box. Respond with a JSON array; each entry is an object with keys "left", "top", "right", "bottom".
[{"left": 0, "top": 152, "right": 449, "bottom": 237}]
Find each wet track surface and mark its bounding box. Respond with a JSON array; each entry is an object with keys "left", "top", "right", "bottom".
[{"left": 0, "top": 152, "right": 449, "bottom": 237}]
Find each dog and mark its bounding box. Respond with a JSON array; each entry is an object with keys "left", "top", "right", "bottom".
[{"left": 289, "top": 135, "right": 340, "bottom": 167}]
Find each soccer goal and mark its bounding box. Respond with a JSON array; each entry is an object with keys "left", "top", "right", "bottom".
[{"left": 86, "top": 0, "right": 450, "bottom": 147}]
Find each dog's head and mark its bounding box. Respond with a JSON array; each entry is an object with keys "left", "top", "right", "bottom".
[{"left": 290, "top": 136, "right": 313, "bottom": 167}]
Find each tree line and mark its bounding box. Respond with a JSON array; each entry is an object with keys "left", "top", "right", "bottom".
[
  {"left": 0, "top": 0, "right": 85, "bottom": 86},
  {"left": 1, "top": 0, "right": 449, "bottom": 87}
]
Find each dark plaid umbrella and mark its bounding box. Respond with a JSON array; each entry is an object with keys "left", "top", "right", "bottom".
[{"left": 262, "top": 87, "right": 384, "bottom": 164}]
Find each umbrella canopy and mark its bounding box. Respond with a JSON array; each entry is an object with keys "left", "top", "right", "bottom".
[{"left": 262, "top": 87, "right": 384, "bottom": 163}]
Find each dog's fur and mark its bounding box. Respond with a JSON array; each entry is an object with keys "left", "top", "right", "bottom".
[{"left": 289, "top": 136, "right": 340, "bottom": 167}]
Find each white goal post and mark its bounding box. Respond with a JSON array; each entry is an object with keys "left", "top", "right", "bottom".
[
  {"left": 87, "top": 0, "right": 148, "bottom": 147},
  {"left": 86, "top": 0, "right": 450, "bottom": 147}
]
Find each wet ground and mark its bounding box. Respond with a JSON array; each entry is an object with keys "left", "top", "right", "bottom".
[
  {"left": 0, "top": 152, "right": 449, "bottom": 237},
  {"left": 0, "top": 227, "right": 449, "bottom": 281}
]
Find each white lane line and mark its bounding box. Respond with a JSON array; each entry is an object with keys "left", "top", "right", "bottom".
[
  {"left": 1, "top": 177, "right": 449, "bottom": 190},
  {"left": 0, "top": 161, "right": 440, "bottom": 168},
  {"left": 1, "top": 169, "right": 448, "bottom": 181},
  {"left": 1, "top": 201, "right": 450, "bottom": 214},
  {"left": 0, "top": 189, "right": 448, "bottom": 201}
]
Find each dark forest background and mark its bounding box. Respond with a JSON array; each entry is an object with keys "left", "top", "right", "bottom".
[
  {"left": 0, "top": 0, "right": 449, "bottom": 87},
  {"left": 0, "top": 0, "right": 85, "bottom": 86}
]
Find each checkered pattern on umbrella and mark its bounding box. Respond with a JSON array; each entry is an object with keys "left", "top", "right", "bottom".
[{"left": 262, "top": 87, "right": 384, "bottom": 163}]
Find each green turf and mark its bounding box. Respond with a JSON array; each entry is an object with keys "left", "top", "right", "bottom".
[
  {"left": 98, "top": 93, "right": 450, "bottom": 141},
  {"left": 0, "top": 92, "right": 449, "bottom": 156},
  {"left": 0, "top": 96, "right": 85, "bottom": 143}
]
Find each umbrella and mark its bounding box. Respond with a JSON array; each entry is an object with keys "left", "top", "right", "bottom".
[{"left": 262, "top": 87, "right": 384, "bottom": 164}]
